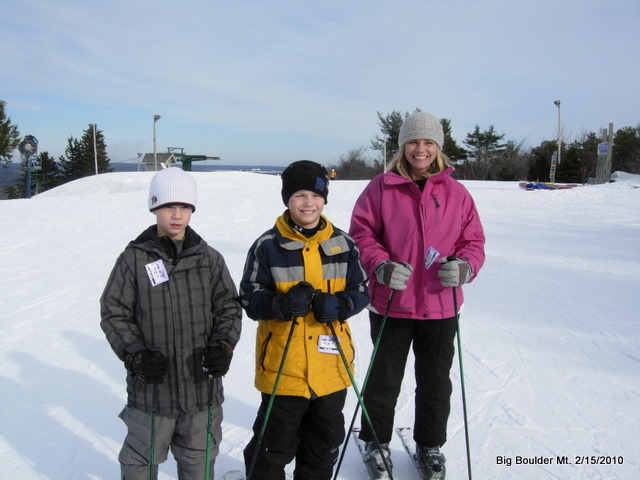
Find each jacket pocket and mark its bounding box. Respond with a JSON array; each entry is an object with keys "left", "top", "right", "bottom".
[
  {"left": 259, "top": 331, "right": 273, "bottom": 371},
  {"left": 344, "top": 326, "right": 355, "bottom": 368}
]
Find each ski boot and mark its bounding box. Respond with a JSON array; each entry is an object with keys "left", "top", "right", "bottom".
[
  {"left": 363, "top": 441, "right": 393, "bottom": 479},
  {"left": 416, "top": 445, "right": 446, "bottom": 479}
]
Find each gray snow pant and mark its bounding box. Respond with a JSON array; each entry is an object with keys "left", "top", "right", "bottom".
[{"left": 118, "top": 404, "right": 222, "bottom": 480}]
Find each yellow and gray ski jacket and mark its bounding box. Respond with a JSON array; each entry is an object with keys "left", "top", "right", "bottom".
[{"left": 240, "top": 212, "right": 369, "bottom": 398}]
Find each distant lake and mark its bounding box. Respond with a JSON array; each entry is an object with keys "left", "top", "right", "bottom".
[{"left": 111, "top": 162, "right": 285, "bottom": 175}]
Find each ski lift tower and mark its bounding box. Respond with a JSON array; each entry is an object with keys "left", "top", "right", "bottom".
[
  {"left": 18, "top": 135, "right": 38, "bottom": 198},
  {"left": 166, "top": 147, "right": 220, "bottom": 171}
]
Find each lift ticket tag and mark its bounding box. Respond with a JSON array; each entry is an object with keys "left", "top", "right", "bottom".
[
  {"left": 145, "top": 259, "right": 169, "bottom": 286},
  {"left": 424, "top": 246, "right": 440, "bottom": 269},
  {"left": 318, "top": 334, "right": 340, "bottom": 354}
]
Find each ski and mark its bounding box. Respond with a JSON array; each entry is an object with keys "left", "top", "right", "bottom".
[
  {"left": 396, "top": 427, "right": 445, "bottom": 480},
  {"left": 222, "top": 468, "right": 294, "bottom": 480},
  {"left": 396, "top": 427, "right": 425, "bottom": 479},
  {"left": 222, "top": 470, "right": 245, "bottom": 480},
  {"left": 351, "top": 428, "right": 392, "bottom": 480}
]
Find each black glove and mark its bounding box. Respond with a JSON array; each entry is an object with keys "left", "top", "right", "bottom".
[
  {"left": 280, "top": 281, "right": 315, "bottom": 320},
  {"left": 202, "top": 341, "right": 233, "bottom": 377},
  {"left": 312, "top": 291, "right": 350, "bottom": 323},
  {"left": 126, "top": 350, "right": 168, "bottom": 384}
]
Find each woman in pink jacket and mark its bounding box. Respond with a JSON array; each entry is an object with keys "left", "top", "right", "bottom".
[{"left": 349, "top": 111, "right": 485, "bottom": 479}]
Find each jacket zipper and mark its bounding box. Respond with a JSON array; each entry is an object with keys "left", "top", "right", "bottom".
[{"left": 259, "top": 331, "right": 272, "bottom": 371}]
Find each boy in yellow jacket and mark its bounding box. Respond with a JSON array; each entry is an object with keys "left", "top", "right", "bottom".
[{"left": 240, "top": 160, "right": 368, "bottom": 479}]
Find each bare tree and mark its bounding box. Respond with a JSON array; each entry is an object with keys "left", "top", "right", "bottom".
[{"left": 334, "top": 146, "right": 379, "bottom": 180}]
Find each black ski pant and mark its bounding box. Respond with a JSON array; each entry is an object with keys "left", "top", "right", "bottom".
[
  {"left": 359, "top": 312, "right": 457, "bottom": 447},
  {"left": 243, "top": 389, "right": 347, "bottom": 480}
]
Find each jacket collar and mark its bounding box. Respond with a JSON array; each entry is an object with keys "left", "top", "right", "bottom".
[
  {"left": 275, "top": 213, "right": 333, "bottom": 250},
  {"left": 130, "top": 225, "right": 203, "bottom": 260},
  {"left": 383, "top": 166, "right": 455, "bottom": 186}
]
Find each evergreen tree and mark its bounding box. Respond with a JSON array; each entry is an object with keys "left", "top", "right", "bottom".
[
  {"left": 5, "top": 151, "right": 62, "bottom": 198},
  {"left": 370, "top": 110, "right": 411, "bottom": 161},
  {"left": 440, "top": 118, "right": 467, "bottom": 163},
  {"left": 612, "top": 125, "right": 640, "bottom": 174},
  {"left": 58, "top": 125, "right": 112, "bottom": 183},
  {"left": 1, "top": 100, "right": 21, "bottom": 167},
  {"left": 37, "top": 151, "right": 63, "bottom": 191},
  {"left": 556, "top": 132, "right": 598, "bottom": 183},
  {"left": 556, "top": 140, "right": 585, "bottom": 183},
  {"left": 528, "top": 140, "right": 557, "bottom": 181},
  {"left": 462, "top": 125, "right": 506, "bottom": 180},
  {"left": 581, "top": 132, "right": 598, "bottom": 180},
  {"left": 370, "top": 110, "right": 466, "bottom": 171}
]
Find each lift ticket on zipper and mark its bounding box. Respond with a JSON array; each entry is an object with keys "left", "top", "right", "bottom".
[
  {"left": 145, "top": 259, "right": 169, "bottom": 286},
  {"left": 318, "top": 334, "right": 340, "bottom": 354}
]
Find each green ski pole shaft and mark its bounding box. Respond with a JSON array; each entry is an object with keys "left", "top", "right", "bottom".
[
  {"left": 204, "top": 375, "right": 214, "bottom": 480},
  {"left": 333, "top": 290, "right": 395, "bottom": 480},
  {"left": 149, "top": 382, "right": 158, "bottom": 480},
  {"left": 453, "top": 287, "right": 472, "bottom": 480},
  {"left": 246, "top": 318, "right": 298, "bottom": 480},
  {"left": 327, "top": 320, "right": 394, "bottom": 480}
]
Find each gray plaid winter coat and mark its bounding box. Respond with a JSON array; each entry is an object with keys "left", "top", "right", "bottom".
[{"left": 100, "top": 225, "right": 242, "bottom": 415}]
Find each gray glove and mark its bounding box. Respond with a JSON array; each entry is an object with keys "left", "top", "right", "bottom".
[
  {"left": 375, "top": 261, "right": 413, "bottom": 290},
  {"left": 437, "top": 256, "right": 473, "bottom": 287}
]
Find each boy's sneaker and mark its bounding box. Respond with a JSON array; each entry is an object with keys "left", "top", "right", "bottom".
[
  {"left": 363, "top": 441, "right": 393, "bottom": 479},
  {"left": 416, "top": 445, "right": 446, "bottom": 479}
]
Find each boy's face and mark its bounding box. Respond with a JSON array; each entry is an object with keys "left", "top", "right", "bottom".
[
  {"left": 287, "top": 190, "right": 325, "bottom": 229},
  {"left": 153, "top": 204, "right": 193, "bottom": 240}
]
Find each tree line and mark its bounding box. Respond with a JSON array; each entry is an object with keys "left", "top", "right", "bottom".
[
  {"left": 330, "top": 109, "right": 640, "bottom": 182},
  {"left": 1, "top": 100, "right": 112, "bottom": 199},
  {"left": 2, "top": 100, "right": 639, "bottom": 198}
]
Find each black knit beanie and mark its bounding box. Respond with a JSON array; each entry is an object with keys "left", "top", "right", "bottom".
[{"left": 281, "top": 160, "right": 329, "bottom": 205}]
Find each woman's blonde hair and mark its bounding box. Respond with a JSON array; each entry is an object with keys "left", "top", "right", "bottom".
[{"left": 388, "top": 144, "right": 451, "bottom": 180}]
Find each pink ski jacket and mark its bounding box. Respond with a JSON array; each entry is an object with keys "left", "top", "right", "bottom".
[{"left": 349, "top": 167, "right": 485, "bottom": 320}]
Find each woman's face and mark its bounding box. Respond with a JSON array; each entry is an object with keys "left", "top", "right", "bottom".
[{"left": 404, "top": 139, "right": 439, "bottom": 178}]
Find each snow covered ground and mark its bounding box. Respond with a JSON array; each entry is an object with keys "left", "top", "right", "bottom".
[{"left": 1, "top": 170, "right": 639, "bottom": 480}]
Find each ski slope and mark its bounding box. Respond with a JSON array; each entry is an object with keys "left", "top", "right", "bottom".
[{"left": 1, "top": 170, "right": 639, "bottom": 479}]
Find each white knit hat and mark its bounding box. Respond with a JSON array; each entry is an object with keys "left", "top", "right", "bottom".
[
  {"left": 148, "top": 167, "right": 197, "bottom": 212},
  {"left": 398, "top": 112, "right": 444, "bottom": 151}
]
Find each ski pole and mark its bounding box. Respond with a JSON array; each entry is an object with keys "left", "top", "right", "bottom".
[
  {"left": 204, "top": 375, "right": 214, "bottom": 480},
  {"left": 246, "top": 318, "right": 298, "bottom": 480},
  {"left": 333, "top": 290, "right": 395, "bottom": 480},
  {"left": 149, "top": 382, "right": 159, "bottom": 480},
  {"left": 453, "top": 286, "right": 473, "bottom": 480},
  {"left": 327, "top": 320, "right": 394, "bottom": 479}
]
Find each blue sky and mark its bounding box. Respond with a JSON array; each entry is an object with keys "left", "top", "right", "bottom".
[{"left": 2, "top": 0, "right": 639, "bottom": 167}]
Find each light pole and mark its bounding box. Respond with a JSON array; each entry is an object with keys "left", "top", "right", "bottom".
[
  {"left": 383, "top": 137, "right": 387, "bottom": 172},
  {"left": 153, "top": 115, "right": 161, "bottom": 171},
  {"left": 90, "top": 123, "right": 98, "bottom": 175},
  {"left": 554, "top": 100, "right": 561, "bottom": 166}
]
